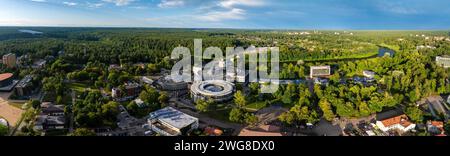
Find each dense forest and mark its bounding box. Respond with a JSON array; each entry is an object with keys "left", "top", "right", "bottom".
[{"left": 1, "top": 27, "right": 450, "bottom": 131}]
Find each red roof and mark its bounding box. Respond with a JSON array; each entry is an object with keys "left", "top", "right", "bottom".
[
  {"left": 0, "top": 73, "right": 13, "bottom": 81},
  {"left": 381, "top": 114, "right": 413, "bottom": 128}
]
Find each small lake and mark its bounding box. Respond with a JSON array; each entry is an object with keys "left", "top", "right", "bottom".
[
  {"left": 18, "top": 29, "right": 43, "bottom": 35},
  {"left": 378, "top": 47, "right": 395, "bottom": 57}
]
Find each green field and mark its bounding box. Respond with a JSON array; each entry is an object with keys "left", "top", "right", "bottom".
[{"left": 67, "top": 82, "right": 97, "bottom": 93}]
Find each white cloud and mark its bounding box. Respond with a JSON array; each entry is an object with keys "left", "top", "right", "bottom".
[
  {"left": 219, "top": 0, "right": 265, "bottom": 9},
  {"left": 377, "top": 1, "right": 421, "bottom": 15},
  {"left": 158, "top": 0, "right": 185, "bottom": 8},
  {"left": 102, "top": 0, "right": 135, "bottom": 6},
  {"left": 30, "top": 0, "right": 47, "bottom": 2},
  {"left": 194, "top": 0, "right": 265, "bottom": 22},
  {"left": 197, "top": 8, "right": 245, "bottom": 22},
  {"left": 87, "top": 2, "right": 105, "bottom": 8},
  {"left": 63, "top": 2, "right": 78, "bottom": 6}
]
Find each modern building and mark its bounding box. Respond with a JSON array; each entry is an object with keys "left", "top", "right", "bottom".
[
  {"left": 436, "top": 56, "right": 450, "bottom": 68},
  {"left": 14, "top": 75, "right": 33, "bottom": 97},
  {"left": 0, "top": 73, "right": 14, "bottom": 87},
  {"left": 34, "top": 102, "right": 66, "bottom": 131},
  {"left": 148, "top": 107, "right": 199, "bottom": 136},
  {"left": 2, "top": 53, "right": 16, "bottom": 68},
  {"left": 31, "top": 59, "right": 46, "bottom": 69},
  {"left": 191, "top": 80, "right": 235, "bottom": 103},
  {"left": 154, "top": 75, "right": 188, "bottom": 91},
  {"left": 375, "top": 114, "right": 416, "bottom": 133},
  {"left": 310, "top": 66, "right": 331, "bottom": 78}
]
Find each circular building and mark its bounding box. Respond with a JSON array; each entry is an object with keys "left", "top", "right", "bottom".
[
  {"left": 0, "top": 73, "right": 13, "bottom": 87},
  {"left": 191, "top": 80, "right": 235, "bottom": 103}
]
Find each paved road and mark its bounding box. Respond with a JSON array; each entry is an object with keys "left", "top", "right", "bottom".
[{"left": 176, "top": 108, "right": 244, "bottom": 136}]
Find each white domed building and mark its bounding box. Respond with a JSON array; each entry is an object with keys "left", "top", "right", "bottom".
[{"left": 191, "top": 80, "right": 235, "bottom": 103}]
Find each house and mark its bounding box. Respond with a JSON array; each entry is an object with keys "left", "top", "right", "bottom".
[
  {"left": 375, "top": 114, "right": 416, "bottom": 133},
  {"left": 34, "top": 102, "right": 66, "bottom": 131},
  {"left": 112, "top": 82, "right": 142, "bottom": 102},
  {"left": 427, "top": 121, "right": 446, "bottom": 136},
  {"left": 147, "top": 107, "right": 199, "bottom": 136},
  {"left": 134, "top": 98, "right": 147, "bottom": 108}
]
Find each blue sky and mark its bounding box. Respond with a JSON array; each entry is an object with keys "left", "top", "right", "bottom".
[{"left": 0, "top": 0, "right": 449, "bottom": 29}]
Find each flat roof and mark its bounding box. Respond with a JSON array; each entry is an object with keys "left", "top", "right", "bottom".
[{"left": 149, "top": 107, "right": 198, "bottom": 130}]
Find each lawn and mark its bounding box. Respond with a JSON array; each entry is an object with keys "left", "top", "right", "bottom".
[
  {"left": 8, "top": 102, "right": 25, "bottom": 110},
  {"left": 67, "top": 82, "right": 97, "bottom": 93},
  {"left": 245, "top": 101, "right": 267, "bottom": 111}
]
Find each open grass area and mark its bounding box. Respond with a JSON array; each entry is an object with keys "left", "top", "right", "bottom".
[
  {"left": 245, "top": 101, "right": 267, "bottom": 111},
  {"left": 67, "top": 82, "right": 97, "bottom": 93},
  {"left": 8, "top": 102, "right": 25, "bottom": 110},
  {"left": 379, "top": 43, "right": 400, "bottom": 52}
]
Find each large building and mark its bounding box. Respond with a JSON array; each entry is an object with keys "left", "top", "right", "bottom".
[
  {"left": 2, "top": 53, "right": 16, "bottom": 68},
  {"left": 154, "top": 75, "right": 188, "bottom": 91},
  {"left": 14, "top": 75, "right": 33, "bottom": 97},
  {"left": 34, "top": 102, "right": 66, "bottom": 131},
  {"left": 191, "top": 80, "right": 235, "bottom": 103},
  {"left": 436, "top": 56, "right": 450, "bottom": 68},
  {"left": 148, "top": 107, "right": 199, "bottom": 136},
  {"left": 0, "top": 73, "right": 14, "bottom": 87},
  {"left": 375, "top": 114, "right": 416, "bottom": 133},
  {"left": 310, "top": 66, "right": 331, "bottom": 78}
]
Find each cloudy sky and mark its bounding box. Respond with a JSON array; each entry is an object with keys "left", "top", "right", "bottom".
[{"left": 0, "top": 0, "right": 449, "bottom": 29}]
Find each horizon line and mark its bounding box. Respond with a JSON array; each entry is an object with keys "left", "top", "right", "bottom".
[{"left": 0, "top": 25, "right": 449, "bottom": 31}]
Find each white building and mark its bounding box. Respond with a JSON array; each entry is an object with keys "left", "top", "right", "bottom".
[
  {"left": 375, "top": 114, "right": 416, "bottom": 133},
  {"left": 363, "top": 70, "right": 376, "bottom": 79},
  {"left": 148, "top": 107, "right": 199, "bottom": 136},
  {"left": 436, "top": 56, "right": 450, "bottom": 68},
  {"left": 191, "top": 80, "right": 235, "bottom": 103},
  {"left": 310, "top": 66, "right": 331, "bottom": 78}
]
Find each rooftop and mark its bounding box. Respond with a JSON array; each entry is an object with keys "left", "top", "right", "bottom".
[
  {"left": 149, "top": 107, "right": 198, "bottom": 130},
  {"left": 380, "top": 114, "right": 413, "bottom": 128},
  {"left": 0, "top": 73, "right": 13, "bottom": 81},
  {"left": 15, "top": 75, "right": 32, "bottom": 88}
]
